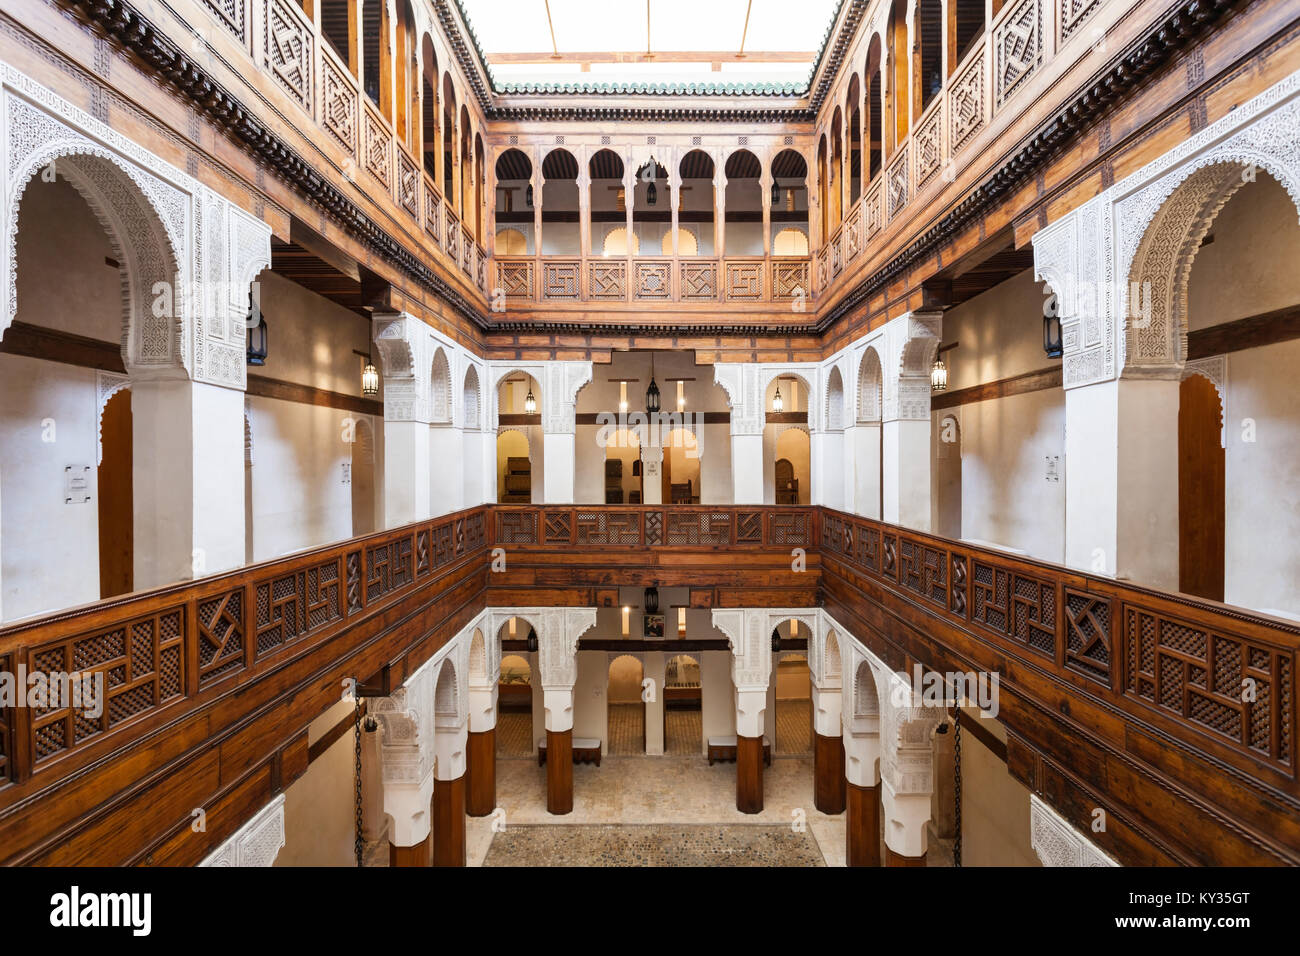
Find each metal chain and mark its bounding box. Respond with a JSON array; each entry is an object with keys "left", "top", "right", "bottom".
[
  {"left": 354, "top": 689, "right": 364, "bottom": 868},
  {"left": 952, "top": 711, "right": 963, "bottom": 868}
]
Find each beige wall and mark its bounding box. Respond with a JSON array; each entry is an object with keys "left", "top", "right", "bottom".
[
  {"left": 959, "top": 708, "right": 1039, "bottom": 867},
  {"left": 278, "top": 700, "right": 357, "bottom": 866}
]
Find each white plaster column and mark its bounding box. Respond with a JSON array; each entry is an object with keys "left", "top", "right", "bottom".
[
  {"left": 199, "top": 795, "right": 285, "bottom": 867},
  {"left": 371, "top": 670, "right": 436, "bottom": 855},
  {"left": 536, "top": 607, "right": 598, "bottom": 732},
  {"left": 715, "top": 364, "right": 765, "bottom": 504},
  {"left": 373, "top": 313, "right": 431, "bottom": 527},
  {"left": 641, "top": 443, "right": 664, "bottom": 505},
  {"left": 542, "top": 362, "right": 593, "bottom": 504},
  {"left": 879, "top": 669, "right": 945, "bottom": 862},
  {"left": 1064, "top": 377, "right": 1180, "bottom": 587},
  {"left": 131, "top": 374, "right": 246, "bottom": 587},
  {"left": 428, "top": 421, "right": 464, "bottom": 517},
  {"left": 643, "top": 650, "right": 665, "bottom": 756},
  {"left": 881, "top": 312, "right": 942, "bottom": 532}
]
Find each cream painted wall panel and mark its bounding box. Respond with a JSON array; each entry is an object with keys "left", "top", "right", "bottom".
[
  {"left": 960, "top": 711, "right": 1039, "bottom": 867},
  {"left": 1223, "top": 341, "right": 1300, "bottom": 616},
  {"left": 701, "top": 650, "right": 735, "bottom": 743},
  {"left": 948, "top": 390, "right": 1066, "bottom": 563},
  {"left": 249, "top": 397, "right": 378, "bottom": 561},
  {"left": 256, "top": 273, "right": 376, "bottom": 395},
  {"left": 941, "top": 268, "right": 1049, "bottom": 391},
  {"left": 0, "top": 356, "right": 100, "bottom": 620},
  {"left": 278, "top": 700, "right": 356, "bottom": 866},
  {"left": 573, "top": 650, "right": 607, "bottom": 750}
]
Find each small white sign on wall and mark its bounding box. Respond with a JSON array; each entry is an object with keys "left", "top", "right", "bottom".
[
  {"left": 1045, "top": 455, "right": 1060, "bottom": 483},
  {"left": 64, "top": 465, "right": 91, "bottom": 504}
]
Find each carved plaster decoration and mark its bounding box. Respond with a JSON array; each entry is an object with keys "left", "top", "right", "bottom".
[
  {"left": 759, "top": 365, "right": 820, "bottom": 433},
  {"left": 712, "top": 608, "right": 818, "bottom": 692},
  {"left": 430, "top": 345, "right": 454, "bottom": 424},
  {"left": 373, "top": 313, "right": 429, "bottom": 423},
  {"left": 199, "top": 794, "right": 286, "bottom": 867},
  {"left": 461, "top": 361, "right": 483, "bottom": 431},
  {"left": 879, "top": 311, "right": 943, "bottom": 423},
  {"left": 1030, "top": 794, "right": 1120, "bottom": 867},
  {"left": 371, "top": 664, "right": 436, "bottom": 785},
  {"left": 95, "top": 370, "right": 130, "bottom": 466},
  {"left": 543, "top": 361, "right": 593, "bottom": 435},
  {"left": 1, "top": 64, "right": 269, "bottom": 391},
  {"left": 1037, "top": 69, "right": 1300, "bottom": 389},
  {"left": 855, "top": 339, "right": 886, "bottom": 425}
]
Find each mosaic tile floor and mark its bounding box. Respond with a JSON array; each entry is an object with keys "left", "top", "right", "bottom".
[
  {"left": 607, "top": 703, "right": 645, "bottom": 754},
  {"left": 775, "top": 698, "right": 812, "bottom": 754},
  {"left": 482, "top": 823, "right": 826, "bottom": 867},
  {"left": 496, "top": 711, "right": 533, "bottom": 757},
  {"left": 664, "top": 709, "right": 702, "bottom": 754}
]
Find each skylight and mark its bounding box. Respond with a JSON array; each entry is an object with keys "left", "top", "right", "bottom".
[{"left": 457, "top": 0, "right": 842, "bottom": 92}]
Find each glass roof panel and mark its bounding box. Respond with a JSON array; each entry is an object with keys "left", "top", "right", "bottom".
[{"left": 458, "top": 0, "right": 841, "bottom": 91}]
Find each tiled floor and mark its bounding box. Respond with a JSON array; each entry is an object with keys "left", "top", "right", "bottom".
[
  {"left": 482, "top": 823, "right": 825, "bottom": 866},
  {"left": 775, "top": 698, "right": 812, "bottom": 754},
  {"left": 664, "top": 709, "right": 702, "bottom": 754},
  {"left": 466, "top": 754, "right": 848, "bottom": 867},
  {"left": 496, "top": 711, "right": 532, "bottom": 756},
  {"left": 606, "top": 703, "right": 645, "bottom": 755}
]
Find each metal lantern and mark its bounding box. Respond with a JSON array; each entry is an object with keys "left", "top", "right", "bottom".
[
  {"left": 361, "top": 359, "right": 380, "bottom": 396},
  {"left": 644, "top": 586, "right": 660, "bottom": 615},
  {"left": 645, "top": 355, "right": 660, "bottom": 414},
  {"left": 246, "top": 314, "right": 268, "bottom": 366},
  {"left": 526, "top": 628, "right": 538, "bottom": 653},
  {"left": 771, "top": 180, "right": 781, "bottom": 206},
  {"left": 524, "top": 385, "right": 536, "bottom": 414},
  {"left": 1043, "top": 293, "right": 1063, "bottom": 359},
  {"left": 930, "top": 357, "right": 948, "bottom": 392},
  {"left": 525, "top": 183, "right": 534, "bottom": 207},
  {"left": 646, "top": 180, "right": 657, "bottom": 206},
  {"left": 772, "top": 385, "right": 783, "bottom": 413},
  {"left": 771, "top": 628, "right": 782, "bottom": 652}
]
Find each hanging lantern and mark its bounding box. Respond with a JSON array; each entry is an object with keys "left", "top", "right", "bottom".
[
  {"left": 361, "top": 358, "right": 380, "bottom": 396},
  {"left": 772, "top": 385, "right": 784, "bottom": 413},
  {"left": 524, "top": 385, "right": 536, "bottom": 415},
  {"left": 771, "top": 179, "right": 781, "bottom": 206},
  {"left": 246, "top": 314, "right": 268, "bottom": 366},
  {"left": 1043, "top": 293, "right": 1063, "bottom": 359},
  {"left": 526, "top": 628, "right": 538, "bottom": 653},
  {"left": 771, "top": 628, "right": 782, "bottom": 652},
  {"left": 644, "top": 586, "right": 660, "bottom": 614},
  {"left": 525, "top": 183, "right": 534, "bottom": 207},
  {"left": 645, "top": 354, "right": 661, "bottom": 414},
  {"left": 646, "top": 180, "right": 657, "bottom": 206},
  {"left": 930, "top": 356, "right": 948, "bottom": 392}
]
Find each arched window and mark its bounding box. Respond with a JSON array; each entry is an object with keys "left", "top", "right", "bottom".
[
  {"left": 588, "top": 149, "right": 625, "bottom": 257},
  {"left": 395, "top": 0, "right": 416, "bottom": 149},
  {"left": 889, "top": 0, "right": 909, "bottom": 148},
  {"left": 361, "top": 0, "right": 388, "bottom": 114},
  {"left": 847, "top": 75, "right": 862, "bottom": 206},
  {"left": 541, "top": 148, "right": 579, "bottom": 255},
  {"left": 633, "top": 159, "right": 669, "bottom": 254},
  {"left": 460, "top": 106, "right": 473, "bottom": 230},
  {"left": 602, "top": 226, "right": 638, "bottom": 256},
  {"left": 951, "top": 0, "right": 986, "bottom": 71},
  {"left": 724, "top": 149, "right": 762, "bottom": 255},
  {"left": 421, "top": 35, "right": 438, "bottom": 180},
  {"left": 442, "top": 74, "right": 457, "bottom": 212},
  {"left": 320, "top": 0, "right": 356, "bottom": 75},
  {"left": 918, "top": 0, "right": 943, "bottom": 113},
  {"left": 494, "top": 148, "right": 533, "bottom": 255},
  {"left": 770, "top": 148, "right": 808, "bottom": 252},
  {"left": 475, "top": 133, "right": 486, "bottom": 241},
  {"left": 866, "top": 36, "right": 883, "bottom": 179},
  {"left": 816, "top": 136, "right": 828, "bottom": 243},
  {"left": 829, "top": 109, "right": 844, "bottom": 227},
  {"left": 678, "top": 149, "right": 715, "bottom": 255}
]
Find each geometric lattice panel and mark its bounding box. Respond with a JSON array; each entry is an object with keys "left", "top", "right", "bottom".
[{"left": 28, "top": 607, "right": 185, "bottom": 763}]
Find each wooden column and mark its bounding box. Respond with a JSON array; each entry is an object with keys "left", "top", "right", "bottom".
[
  {"left": 846, "top": 782, "right": 881, "bottom": 866},
  {"left": 466, "top": 728, "right": 496, "bottom": 816},
  {"left": 432, "top": 775, "right": 466, "bottom": 867},
  {"left": 885, "top": 846, "right": 927, "bottom": 866},
  {"left": 389, "top": 835, "right": 430, "bottom": 867},
  {"left": 546, "top": 728, "right": 573, "bottom": 814},
  {"left": 813, "top": 732, "right": 846, "bottom": 814},
  {"left": 736, "top": 734, "right": 764, "bottom": 814}
]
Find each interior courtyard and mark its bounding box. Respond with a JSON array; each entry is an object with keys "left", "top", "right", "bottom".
[{"left": 0, "top": 0, "right": 1297, "bottom": 878}]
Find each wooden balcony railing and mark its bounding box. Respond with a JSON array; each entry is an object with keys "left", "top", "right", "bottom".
[
  {"left": 1, "top": 500, "right": 1296, "bottom": 863},
  {"left": 492, "top": 255, "right": 812, "bottom": 305},
  {"left": 818, "top": 508, "right": 1299, "bottom": 793},
  {"left": 493, "top": 505, "right": 813, "bottom": 549}
]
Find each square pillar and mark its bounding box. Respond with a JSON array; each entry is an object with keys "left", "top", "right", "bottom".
[
  {"left": 428, "top": 424, "right": 463, "bottom": 517},
  {"left": 383, "top": 421, "right": 431, "bottom": 527},
  {"left": 130, "top": 377, "right": 245, "bottom": 588}
]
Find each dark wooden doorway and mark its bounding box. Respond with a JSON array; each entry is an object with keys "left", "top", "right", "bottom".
[
  {"left": 1178, "top": 374, "right": 1225, "bottom": 601},
  {"left": 98, "top": 388, "right": 133, "bottom": 599}
]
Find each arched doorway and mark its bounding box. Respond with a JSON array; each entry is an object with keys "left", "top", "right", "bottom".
[
  {"left": 632, "top": 159, "right": 669, "bottom": 255},
  {"left": 497, "top": 650, "right": 533, "bottom": 757},
  {"left": 664, "top": 654, "right": 702, "bottom": 755},
  {"left": 770, "top": 148, "right": 809, "bottom": 254},
  {"left": 606, "top": 654, "right": 645, "bottom": 755},
  {"left": 764, "top": 375, "right": 812, "bottom": 504},
  {"left": 98, "top": 385, "right": 133, "bottom": 599},
  {"left": 678, "top": 149, "right": 715, "bottom": 255},
  {"left": 541, "top": 148, "right": 579, "bottom": 255},
  {"left": 496, "top": 371, "right": 541, "bottom": 502},
  {"left": 589, "top": 149, "right": 625, "bottom": 257},
  {"left": 724, "top": 149, "right": 763, "bottom": 255},
  {"left": 773, "top": 641, "right": 812, "bottom": 755},
  {"left": 494, "top": 148, "right": 533, "bottom": 255}
]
